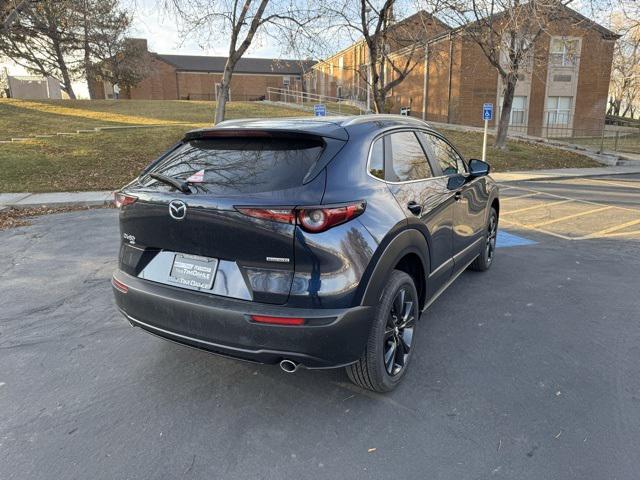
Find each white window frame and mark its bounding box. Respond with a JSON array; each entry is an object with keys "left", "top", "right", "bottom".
[
  {"left": 546, "top": 96, "right": 572, "bottom": 125},
  {"left": 550, "top": 38, "right": 579, "bottom": 67},
  {"left": 499, "top": 95, "right": 528, "bottom": 126}
]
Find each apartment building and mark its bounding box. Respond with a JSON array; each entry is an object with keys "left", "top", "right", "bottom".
[
  {"left": 92, "top": 39, "right": 315, "bottom": 101},
  {"left": 308, "top": 6, "right": 618, "bottom": 135}
]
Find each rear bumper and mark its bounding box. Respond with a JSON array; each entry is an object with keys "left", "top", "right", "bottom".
[{"left": 112, "top": 270, "right": 373, "bottom": 369}]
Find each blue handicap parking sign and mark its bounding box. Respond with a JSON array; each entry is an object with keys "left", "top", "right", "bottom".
[
  {"left": 314, "top": 104, "right": 326, "bottom": 116},
  {"left": 483, "top": 103, "right": 493, "bottom": 121}
]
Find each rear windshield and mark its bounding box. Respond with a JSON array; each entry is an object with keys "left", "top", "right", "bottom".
[{"left": 143, "top": 137, "right": 324, "bottom": 194}]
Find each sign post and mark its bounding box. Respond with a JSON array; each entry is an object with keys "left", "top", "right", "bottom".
[
  {"left": 314, "top": 104, "right": 326, "bottom": 117},
  {"left": 482, "top": 103, "right": 493, "bottom": 162}
]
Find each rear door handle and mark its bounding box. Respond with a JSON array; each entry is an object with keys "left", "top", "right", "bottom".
[
  {"left": 407, "top": 201, "right": 422, "bottom": 215},
  {"left": 454, "top": 191, "right": 462, "bottom": 201}
]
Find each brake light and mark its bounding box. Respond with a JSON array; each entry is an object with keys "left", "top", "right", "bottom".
[
  {"left": 236, "top": 208, "right": 296, "bottom": 224},
  {"left": 235, "top": 202, "right": 366, "bottom": 233},
  {"left": 111, "top": 277, "right": 128, "bottom": 293},
  {"left": 114, "top": 192, "right": 137, "bottom": 208},
  {"left": 297, "top": 202, "right": 366, "bottom": 233},
  {"left": 251, "top": 315, "right": 305, "bottom": 326}
]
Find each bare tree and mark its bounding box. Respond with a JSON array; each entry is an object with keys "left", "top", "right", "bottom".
[
  {"left": 95, "top": 38, "right": 151, "bottom": 98},
  {"left": 73, "top": 0, "right": 145, "bottom": 99},
  {"left": 420, "top": 0, "right": 573, "bottom": 148},
  {"left": 167, "top": 0, "right": 320, "bottom": 123},
  {"left": 316, "top": 2, "right": 436, "bottom": 113},
  {"left": 608, "top": 13, "right": 639, "bottom": 119}
]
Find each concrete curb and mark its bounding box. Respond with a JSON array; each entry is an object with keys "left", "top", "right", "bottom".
[
  {"left": 493, "top": 166, "right": 640, "bottom": 183},
  {"left": 0, "top": 191, "right": 113, "bottom": 210}
]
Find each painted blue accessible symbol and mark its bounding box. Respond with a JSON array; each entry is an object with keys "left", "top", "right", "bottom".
[
  {"left": 483, "top": 103, "right": 493, "bottom": 121},
  {"left": 314, "top": 104, "right": 326, "bottom": 117}
]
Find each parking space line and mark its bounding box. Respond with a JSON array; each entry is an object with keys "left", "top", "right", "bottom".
[
  {"left": 530, "top": 206, "right": 613, "bottom": 228},
  {"left": 577, "top": 178, "right": 640, "bottom": 190},
  {"left": 501, "top": 193, "right": 540, "bottom": 202},
  {"left": 502, "top": 199, "right": 573, "bottom": 215},
  {"left": 499, "top": 183, "right": 640, "bottom": 214},
  {"left": 600, "top": 229, "right": 640, "bottom": 238},
  {"left": 499, "top": 217, "right": 575, "bottom": 240},
  {"left": 585, "top": 218, "right": 640, "bottom": 238}
]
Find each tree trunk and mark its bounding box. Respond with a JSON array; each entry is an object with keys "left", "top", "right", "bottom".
[
  {"left": 86, "top": 71, "right": 100, "bottom": 99},
  {"left": 58, "top": 60, "right": 76, "bottom": 99},
  {"left": 83, "top": 4, "right": 100, "bottom": 99},
  {"left": 214, "top": 61, "right": 235, "bottom": 124},
  {"left": 495, "top": 75, "right": 516, "bottom": 149},
  {"left": 372, "top": 88, "right": 386, "bottom": 113}
]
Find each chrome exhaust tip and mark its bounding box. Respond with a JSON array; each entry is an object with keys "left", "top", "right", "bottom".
[{"left": 279, "top": 359, "right": 299, "bottom": 374}]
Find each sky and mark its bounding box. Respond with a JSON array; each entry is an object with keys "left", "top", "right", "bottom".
[{"left": 124, "top": 0, "right": 284, "bottom": 57}]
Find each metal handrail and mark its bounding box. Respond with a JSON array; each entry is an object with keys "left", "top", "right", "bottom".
[{"left": 266, "top": 87, "right": 368, "bottom": 115}]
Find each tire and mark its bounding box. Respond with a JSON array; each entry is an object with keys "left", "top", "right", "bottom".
[
  {"left": 346, "top": 270, "right": 419, "bottom": 392},
  {"left": 469, "top": 206, "right": 498, "bottom": 272}
]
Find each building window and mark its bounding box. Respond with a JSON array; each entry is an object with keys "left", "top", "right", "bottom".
[
  {"left": 499, "top": 96, "right": 527, "bottom": 125},
  {"left": 550, "top": 38, "right": 579, "bottom": 67},
  {"left": 510, "top": 96, "right": 527, "bottom": 125},
  {"left": 546, "top": 96, "right": 572, "bottom": 125}
]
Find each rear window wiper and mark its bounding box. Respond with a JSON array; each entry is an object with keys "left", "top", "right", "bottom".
[{"left": 149, "top": 173, "right": 191, "bottom": 194}]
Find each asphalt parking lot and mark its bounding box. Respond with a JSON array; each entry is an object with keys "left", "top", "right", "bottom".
[
  {"left": 1, "top": 176, "right": 639, "bottom": 480},
  {"left": 500, "top": 174, "right": 640, "bottom": 240}
]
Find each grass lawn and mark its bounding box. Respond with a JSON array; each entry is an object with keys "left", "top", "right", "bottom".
[
  {"left": 0, "top": 126, "right": 190, "bottom": 192},
  {"left": 551, "top": 132, "right": 640, "bottom": 155},
  {"left": 0, "top": 99, "right": 311, "bottom": 140},
  {"left": 440, "top": 128, "right": 600, "bottom": 171},
  {"left": 0, "top": 99, "right": 600, "bottom": 193}
]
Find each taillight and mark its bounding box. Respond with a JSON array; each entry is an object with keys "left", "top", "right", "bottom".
[
  {"left": 236, "top": 208, "right": 296, "bottom": 224},
  {"left": 297, "top": 202, "right": 366, "bottom": 233},
  {"left": 251, "top": 315, "right": 305, "bottom": 326},
  {"left": 114, "top": 192, "right": 137, "bottom": 208},
  {"left": 235, "top": 202, "right": 366, "bottom": 233}
]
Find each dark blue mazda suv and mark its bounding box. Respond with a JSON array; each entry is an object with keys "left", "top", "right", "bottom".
[{"left": 112, "top": 115, "right": 499, "bottom": 392}]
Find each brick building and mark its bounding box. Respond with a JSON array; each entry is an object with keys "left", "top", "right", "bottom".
[
  {"left": 307, "top": 6, "right": 618, "bottom": 135},
  {"left": 94, "top": 39, "right": 315, "bottom": 101}
]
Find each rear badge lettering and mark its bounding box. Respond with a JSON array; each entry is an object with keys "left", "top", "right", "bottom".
[
  {"left": 266, "top": 257, "right": 290, "bottom": 263},
  {"left": 123, "top": 233, "right": 136, "bottom": 245}
]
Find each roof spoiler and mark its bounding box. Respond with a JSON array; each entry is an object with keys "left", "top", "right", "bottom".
[{"left": 183, "top": 128, "right": 328, "bottom": 143}]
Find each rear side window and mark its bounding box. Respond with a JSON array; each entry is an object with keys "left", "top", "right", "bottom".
[
  {"left": 388, "top": 131, "right": 433, "bottom": 182},
  {"left": 369, "top": 137, "right": 384, "bottom": 179},
  {"left": 145, "top": 137, "right": 324, "bottom": 194}
]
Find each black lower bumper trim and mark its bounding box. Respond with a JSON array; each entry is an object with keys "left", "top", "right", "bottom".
[{"left": 113, "top": 270, "right": 373, "bottom": 369}]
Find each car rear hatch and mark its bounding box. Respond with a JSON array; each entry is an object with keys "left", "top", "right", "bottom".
[{"left": 117, "top": 129, "right": 345, "bottom": 304}]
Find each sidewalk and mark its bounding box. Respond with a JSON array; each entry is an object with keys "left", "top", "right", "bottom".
[
  {"left": 0, "top": 191, "right": 112, "bottom": 211},
  {"left": 2, "top": 165, "right": 640, "bottom": 210}
]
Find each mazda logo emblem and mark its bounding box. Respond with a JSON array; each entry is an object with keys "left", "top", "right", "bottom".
[{"left": 169, "top": 200, "right": 187, "bottom": 220}]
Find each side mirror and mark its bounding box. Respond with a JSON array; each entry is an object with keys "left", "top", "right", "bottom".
[{"left": 468, "top": 159, "right": 490, "bottom": 178}]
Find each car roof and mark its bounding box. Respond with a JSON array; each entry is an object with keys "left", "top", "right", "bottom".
[{"left": 194, "top": 115, "right": 434, "bottom": 141}]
